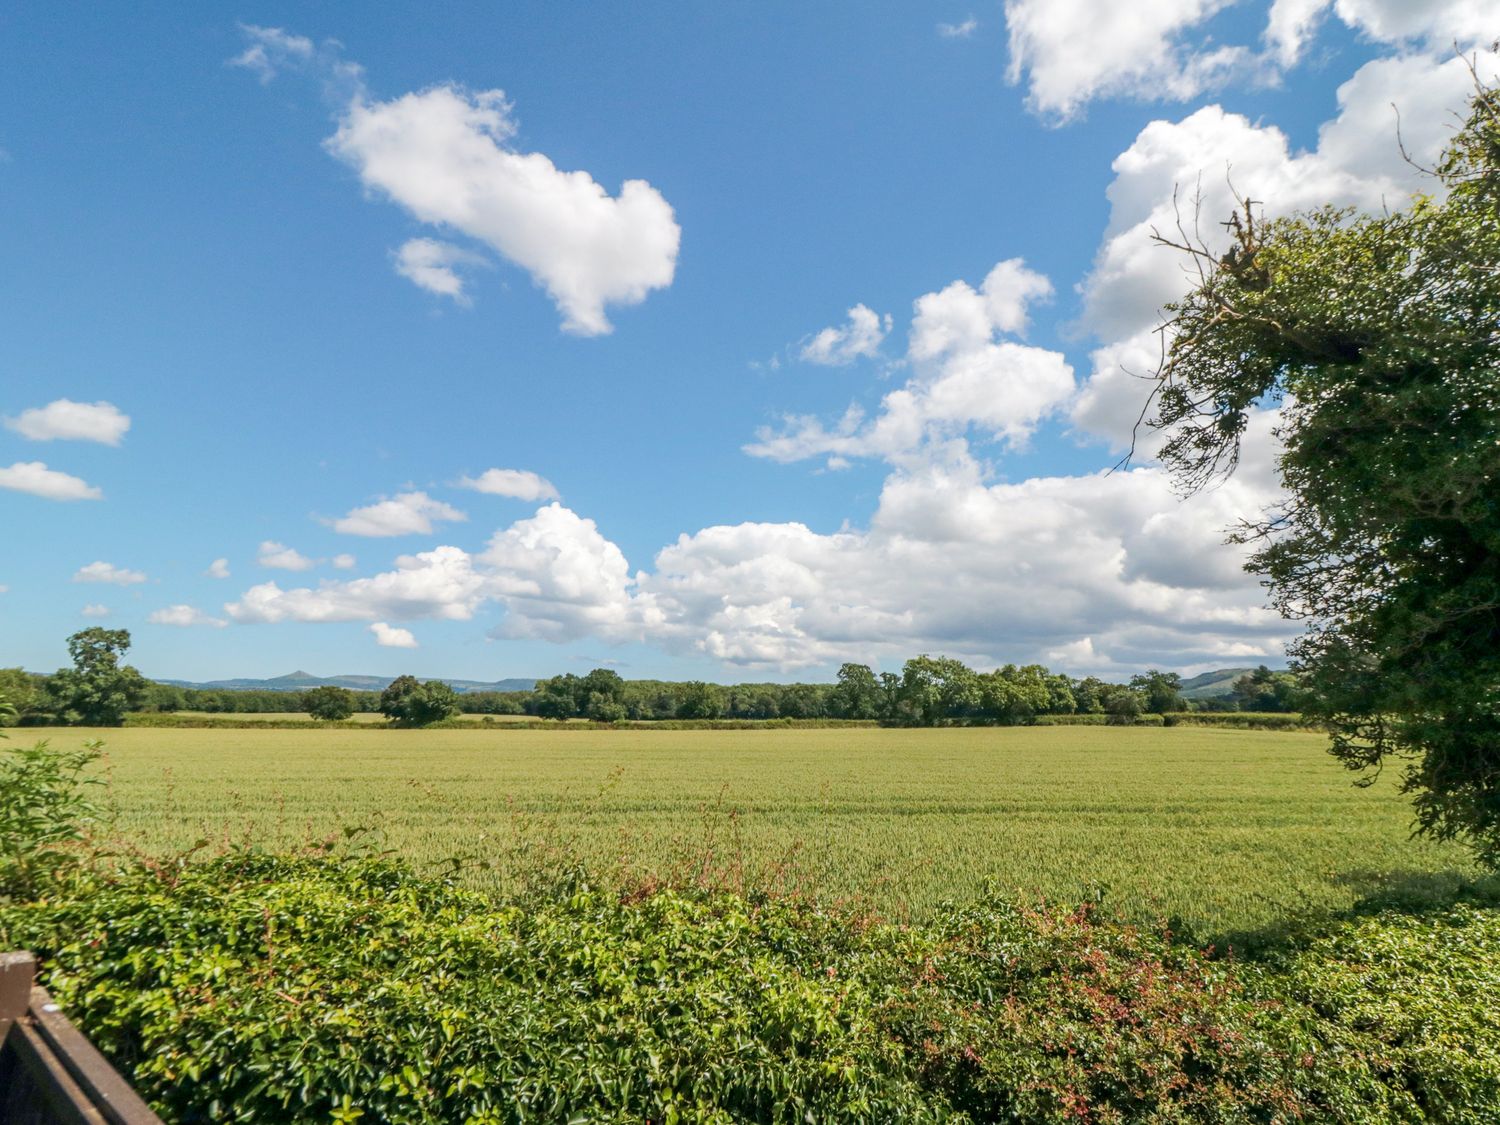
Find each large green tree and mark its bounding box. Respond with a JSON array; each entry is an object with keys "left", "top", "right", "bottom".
[
  {"left": 829, "top": 663, "right": 883, "bottom": 719},
  {"left": 302, "top": 685, "right": 356, "bottom": 721},
  {"left": 1149, "top": 80, "right": 1500, "bottom": 860},
  {"left": 379, "top": 676, "right": 459, "bottom": 726},
  {"left": 46, "top": 628, "right": 148, "bottom": 726}
]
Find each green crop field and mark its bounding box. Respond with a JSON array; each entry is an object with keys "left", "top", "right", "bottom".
[{"left": 64, "top": 724, "right": 1474, "bottom": 935}]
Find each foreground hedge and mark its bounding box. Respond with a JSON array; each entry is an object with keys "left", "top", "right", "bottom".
[{"left": 2, "top": 857, "right": 1498, "bottom": 1123}]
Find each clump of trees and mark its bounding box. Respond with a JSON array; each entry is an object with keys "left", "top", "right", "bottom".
[
  {"left": 300, "top": 685, "right": 355, "bottom": 721},
  {"left": 1229, "top": 666, "right": 1301, "bottom": 713},
  {"left": 378, "top": 675, "right": 459, "bottom": 726}
]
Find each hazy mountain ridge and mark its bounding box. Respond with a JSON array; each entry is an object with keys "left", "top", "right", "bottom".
[
  {"left": 1178, "top": 667, "right": 1285, "bottom": 700},
  {"left": 157, "top": 671, "right": 537, "bottom": 695}
]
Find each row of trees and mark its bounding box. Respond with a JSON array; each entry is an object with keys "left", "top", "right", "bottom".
[
  {"left": 521, "top": 659, "right": 1193, "bottom": 725},
  {"left": 4, "top": 630, "right": 1300, "bottom": 730}
]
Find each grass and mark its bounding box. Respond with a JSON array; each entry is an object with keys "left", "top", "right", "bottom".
[
  {"left": 152, "top": 710, "right": 538, "bottom": 724},
  {"left": 66, "top": 724, "right": 1475, "bottom": 935}
]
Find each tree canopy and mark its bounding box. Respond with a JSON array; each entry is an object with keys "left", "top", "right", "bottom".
[
  {"left": 379, "top": 676, "right": 459, "bottom": 726},
  {"left": 301, "top": 685, "right": 356, "bottom": 722},
  {"left": 1149, "top": 77, "right": 1500, "bottom": 861},
  {"left": 45, "top": 628, "right": 148, "bottom": 727}
]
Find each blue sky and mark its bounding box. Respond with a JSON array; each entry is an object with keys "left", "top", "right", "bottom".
[{"left": 2, "top": 2, "right": 1493, "bottom": 683}]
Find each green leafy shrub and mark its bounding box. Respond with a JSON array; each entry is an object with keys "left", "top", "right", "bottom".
[
  {"left": 865, "top": 897, "right": 1312, "bottom": 1123},
  {"left": 9, "top": 851, "right": 1499, "bottom": 1123},
  {"left": 1162, "top": 712, "right": 1317, "bottom": 731},
  {"left": 1033, "top": 713, "right": 1165, "bottom": 726},
  {"left": 301, "top": 685, "right": 356, "bottom": 721},
  {"left": 0, "top": 738, "right": 101, "bottom": 899},
  {"left": 1250, "top": 903, "right": 1500, "bottom": 1123},
  {"left": 1, "top": 857, "right": 946, "bottom": 1123}
]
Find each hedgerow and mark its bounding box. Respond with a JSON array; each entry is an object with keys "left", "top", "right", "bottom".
[{"left": 4, "top": 850, "right": 1499, "bottom": 1123}]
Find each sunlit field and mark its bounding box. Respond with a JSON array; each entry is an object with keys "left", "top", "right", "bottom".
[{"left": 70, "top": 725, "right": 1473, "bottom": 935}]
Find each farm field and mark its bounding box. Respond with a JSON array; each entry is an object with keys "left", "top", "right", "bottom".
[
  {"left": 71, "top": 724, "right": 1473, "bottom": 935},
  {"left": 157, "top": 710, "right": 538, "bottom": 723}
]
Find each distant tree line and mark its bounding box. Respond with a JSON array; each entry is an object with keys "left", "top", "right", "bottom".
[{"left": 1, "top": 630, "right": 1304, "bottom": 729}]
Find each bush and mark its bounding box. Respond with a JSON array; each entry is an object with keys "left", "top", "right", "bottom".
[
  {"left": 0, "top": 738, "right": 101, "bottom": 900},
  {"left": 6, "top": 848, "right": 1499, "bottom": 1123},
  {"left": 1162, "top": 712, "right": 1317, "bottom": 731},
  {"left": 301, "top": 685, "right": 356, "bottom": 721},
  {"left": 1033, "top": 713, "right": 1165, "bottom": 726},
  {"left": 2, "top": 857, "right": 946, "bottom": 1123},
  {"left": 380, "top": 676, "right": 460, "bottom": 726}
]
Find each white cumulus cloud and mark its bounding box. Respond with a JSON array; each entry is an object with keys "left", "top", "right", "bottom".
[
  {"left": 325, "top": 83, "right": 680, "bottom": 335},
  {"left": 149, "top": 605, "right": 229, "bottom": 628},
  {"left": 1004, "top": 0, "right": 1247, "bottom": 122},
  {"left": 81, "top": 604, "right": 110, "bottom": 618},
  {"left": 749, "top": 260, "right": 1069, "bottom": 466},
  {"left": 798, "top": 304, "right": 891, "bottom": 366},
  {"left": 458, "top": 468, "right": 560, "bottom": 502},
  {"left": 72, "top": 561, "right": 146, "bottom": 585},
  {"left": 370, "top": 621, "right": 418, "bottom": 648},
  {"left": 392, "top": 237, "right": 488, "bottom": 304},
  {"left": 332, "top": 553, "right": 357, "bottom": 570},
  {"left": 257, "top": 540, "right": 317, "bottom": 571},
  {"left": 228, "top": 24, "right": 313, "bottom": 83},
  {"left": 481, "top": 503, "right": 660, "bottom": 643},
  {"left": 330, "top": 491, "right": 468, "bottom": 537},
  {"left": 5, "top": 399, "right": 130, "bottom": 445},
  {"left": 205, "top": 558, "right": 231, "bottom": 579},
  {"left": 0, "top": 462, "right": 103, "bottom": 501},
  {"left": 1268, "top": 0, "right": 1499, "bottom": 66},
  {"left": 226, "top": 545, "right": 486, "bottom": 623},
  {"left": 938, "top": 17, "right": 980, "bottom": 38}
]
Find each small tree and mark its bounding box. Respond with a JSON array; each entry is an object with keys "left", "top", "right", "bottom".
[
  {"left": 381, "top": 678, "right": 459, "bottom": 726},
  {"left": 676, "top": 681, "right": 725, "bottom": 720},
  {"left": 379, "top": 675, "right": 420, "bottom": 722},
  {"left": 1130, "top": 671, "right": 1183, "bottom": 714},
  {"left": 830, "top": 663, "right": 882, "bottom": 719},
  {"left": 46, "top": 628, "right": 148, "bottom": 726},
  {"left": 0, "top": 669, "right": 40, "bottom": 724},
  {"left": 1103, "top": 686, "right": 1145, "bottom": 726},
  {"left": 303, "top": 685, "right": 356, "bottom": 721},
  {"left": 585, "top": 692, "right": 628, "bottom": 723}
]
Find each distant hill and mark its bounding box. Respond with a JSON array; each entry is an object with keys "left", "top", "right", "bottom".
[
  {"left": 157, "top": 671, "right": 536, "bottom": 695},
  {"left": 1178, "top": 667, "right": 1286, "bottom": 701}
]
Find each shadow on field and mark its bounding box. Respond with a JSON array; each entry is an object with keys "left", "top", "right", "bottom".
[{"left": 1206, "top": 867, "right": 1500, "bottom": 958}]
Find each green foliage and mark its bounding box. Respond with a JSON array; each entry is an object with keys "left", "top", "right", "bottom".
[
  {"left": 4, "top": 851, "right": 1499, "bottom": 1123},
  {"left": 379, "top": 676, "right": 459, "bottom": 726},
  {"left": 1162, "top": 711, "right": 1313, "bottom": 731},
  {"left": 45, "top": 628, "right": 148, "bottom": 726},
  {"left": 830, "top": 663, "right": 883, "bottom": 719},
  {"left": 1150, "top": 84, "right": 1500, "bottom": 863},
  {"left": 533, "top": 668, "right": 629, "bottom": 721},
  {"left": 1130, "top": 670, "right": 1183, "bottom": 714},
  {"left": 1255, "top": 902, "right": 1500, "bottom": 1122},
  {"left": 676, "top": 680, "right": 726, "bottom": 720},
  {"left": 2, "top": 857, "right": 945, "bottom": 1123},
  {"left": 0, "top": 738, "right": 101, "bottom": 899},
  {"left": 1229, "top": 666, "right": 1303, "bottom": 712},
  {"left": 0, "top": 667, "right": 43, "bottom": 724},
  {"left": 1104, "top": 686, "right": 1145, "bottom": 725},
  {"left": 301, "top": 685, "right": 356, "bottom": 721}
]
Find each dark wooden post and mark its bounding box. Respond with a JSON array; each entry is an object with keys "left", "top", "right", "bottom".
[
  {"left": 0, "top": 951, "right": 165, "bottom": 1124},
  {"left": 0, "top": 949, "right": 34, "bottom": 1042}
]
